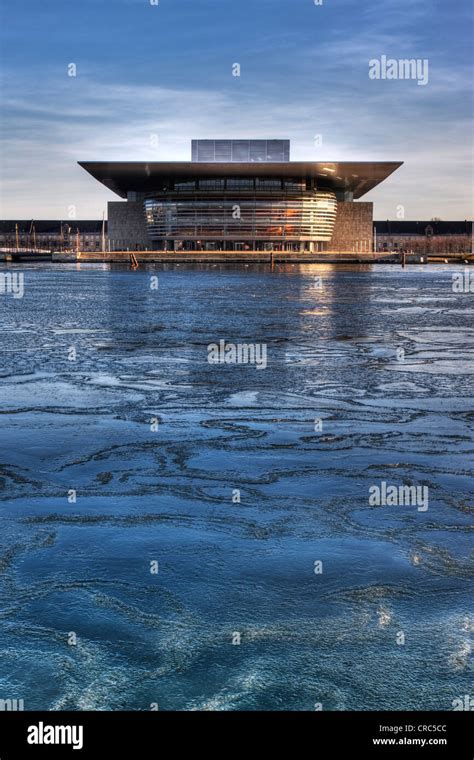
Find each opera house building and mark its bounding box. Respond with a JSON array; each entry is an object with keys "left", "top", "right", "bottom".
[{"left": 79, "top": 140, "right": 402, "bottom": 253}]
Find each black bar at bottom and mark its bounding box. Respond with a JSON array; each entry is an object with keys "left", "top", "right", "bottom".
[{"left": 0, "top": 711, "right": 471, "bottom": 757}]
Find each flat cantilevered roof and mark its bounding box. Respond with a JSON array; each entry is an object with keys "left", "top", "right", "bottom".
[{"left": 78, "top": 161, "right": 403, "bottom": 199}]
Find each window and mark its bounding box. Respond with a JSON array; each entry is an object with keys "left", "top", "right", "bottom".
[
  {"left": 226, "top": 178, "right": 254, "bottom": 190},
  {"left": 199, "top": 179, "right": 225, "bottom": 191},
  {"left": 256, "top": 179, "right": 282, "bottom": 190},
  {"left": 284, "top": 181, "right": 306, "bottom": 192},
  {"left": 175, "top": 181, "right": 196, "bottom": 191}
]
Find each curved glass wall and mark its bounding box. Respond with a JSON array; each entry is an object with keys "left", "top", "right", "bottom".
[{"left": 144, "top": 189, "right": 337, "bottom": 243}]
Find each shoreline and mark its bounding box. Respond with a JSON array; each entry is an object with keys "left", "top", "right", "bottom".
[{"left": 1, "top": 250, "right": 472, "bottom": 265}]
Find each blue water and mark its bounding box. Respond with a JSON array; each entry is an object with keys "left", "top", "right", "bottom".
[{"left": 0, "top": 263, "right": 472, "bottom": 710}]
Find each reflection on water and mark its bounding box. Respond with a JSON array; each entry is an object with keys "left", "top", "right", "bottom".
[{"left": 0, "top": 263, "right": 472, "bottom": 711}]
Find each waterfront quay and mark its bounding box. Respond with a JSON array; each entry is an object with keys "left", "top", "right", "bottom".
[{"left": 1, "top": 249, "right": 472, "bottom": 265}]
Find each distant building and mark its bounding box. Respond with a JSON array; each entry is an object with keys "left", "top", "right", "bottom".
[
  {"left": 0, "top": 220, "right": 107, "bottom": 252},
  {"left": 374, "top": 220, "right": 472, "bottom": 253},
  {"left": 79, "top": 139, "right": 402, "bottom": 252}
]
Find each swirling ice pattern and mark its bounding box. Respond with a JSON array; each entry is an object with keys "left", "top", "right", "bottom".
[{"left": 0, "top": 263, "right": 472, "bottom": 711}]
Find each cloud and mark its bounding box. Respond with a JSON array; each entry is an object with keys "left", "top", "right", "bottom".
[{"left": 0, "top": 42, "right": 472, "bottom": 220}]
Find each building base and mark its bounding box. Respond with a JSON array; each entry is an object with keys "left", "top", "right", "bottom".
[{"left": 108, "top": 200, "right": 374, "bottom": 253}]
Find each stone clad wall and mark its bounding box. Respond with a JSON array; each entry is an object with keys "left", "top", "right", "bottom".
[
  {"left": 108, "top": 201, "right": 151, "bottom": 250},
  {"left": 327, "top": 202, "right": 373, "bottom": 252}
]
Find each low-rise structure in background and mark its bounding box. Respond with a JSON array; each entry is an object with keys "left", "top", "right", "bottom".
[
  {"left": 0, "top": 220, "right": 107, "bottom": 252},
  {"left": 374, "top": 220, "right": 472, "bottom": 254}
]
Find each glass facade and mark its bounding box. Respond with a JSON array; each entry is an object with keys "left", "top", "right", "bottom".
[{"left": 144, "top": 188, "right": 337, "bottom": 245}]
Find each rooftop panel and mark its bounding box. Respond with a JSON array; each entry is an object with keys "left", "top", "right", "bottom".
[{"left": 191, "top": 139, "right": 290, "bottom": 162}]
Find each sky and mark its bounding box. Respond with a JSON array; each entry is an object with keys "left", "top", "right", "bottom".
[{"left": 0, "top": 0, "right": 472, "bottom": 220}]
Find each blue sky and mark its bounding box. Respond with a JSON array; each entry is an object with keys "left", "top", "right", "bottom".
[{"left": 0, "top": 0, "right": 472, "bottom": 219}]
